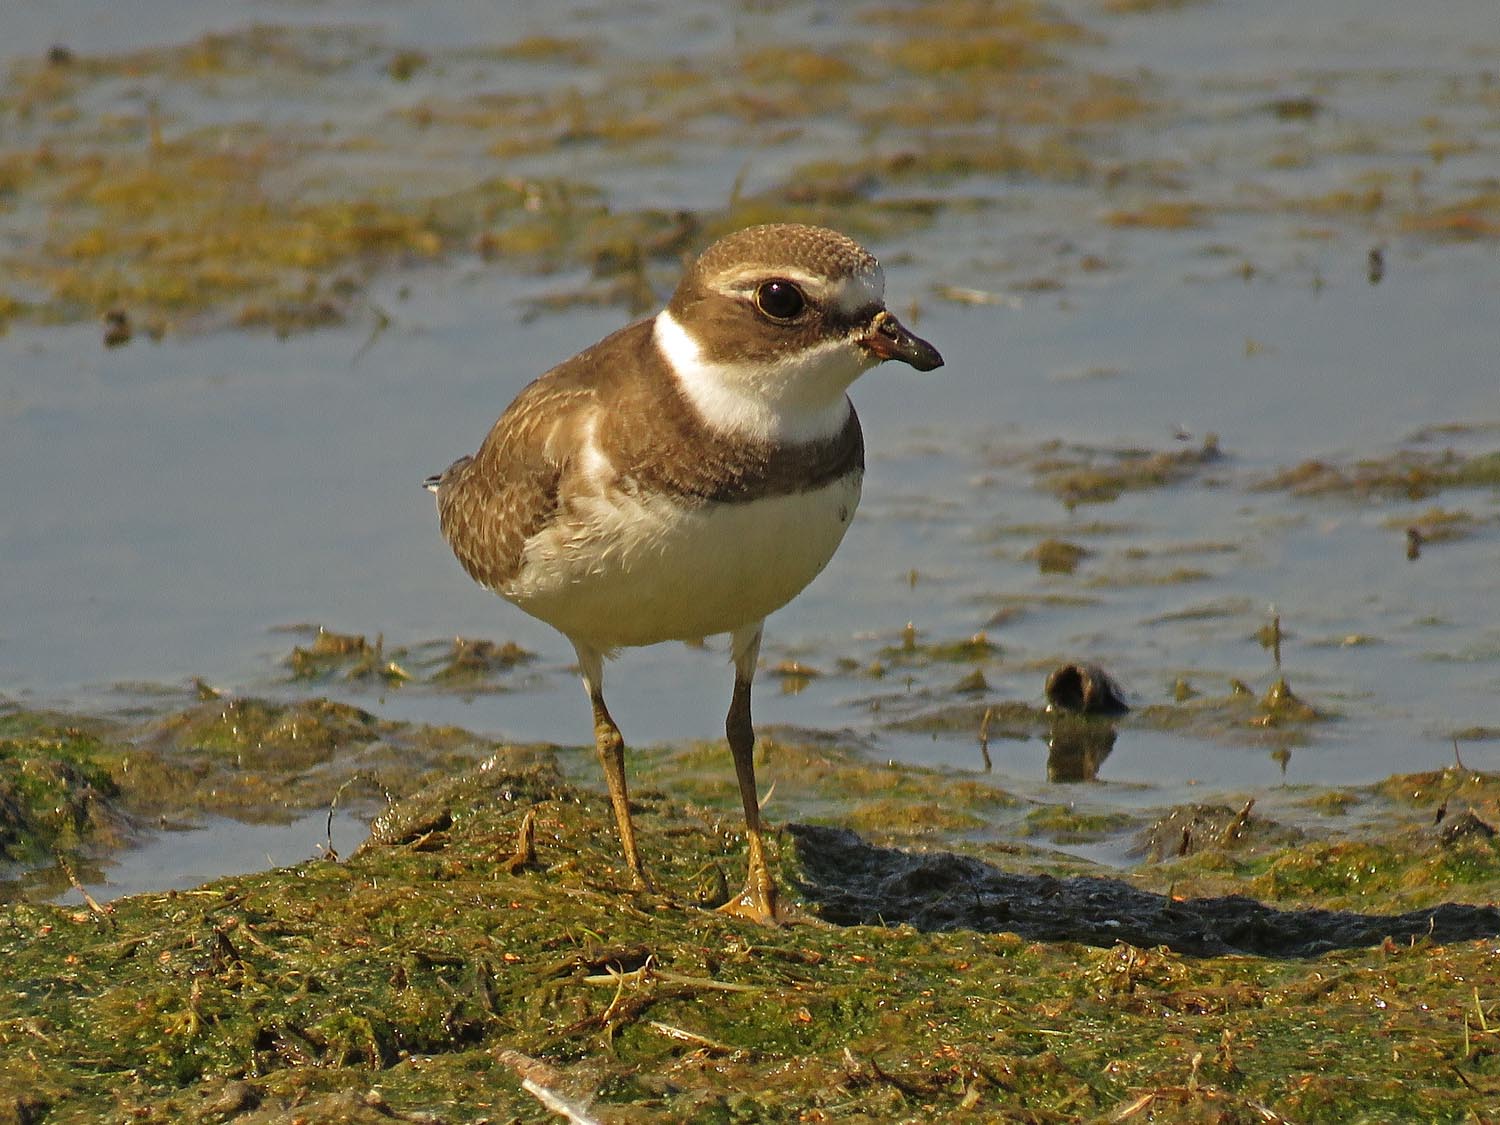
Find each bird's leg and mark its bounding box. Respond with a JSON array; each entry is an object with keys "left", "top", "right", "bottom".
[
  {"left": 717, "top": 673, "right": 781, "bottom": 922},
  {"left": 716, "top": 624, "right": 799, "bottom": 925},
  {"left": 589, "top": 689, "right": 650, "bottom": 890},
  {"left": 575, "top": 643, "right": 650, "bottom": 890}
]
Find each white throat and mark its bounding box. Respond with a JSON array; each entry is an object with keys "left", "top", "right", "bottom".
[{"left": 654, "top": 309, "right": 868, "bottom": 444}]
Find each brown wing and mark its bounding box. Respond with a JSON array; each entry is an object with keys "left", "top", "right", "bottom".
[
  {"left": 430, "top": 320, "right": 665, "bottom": 592},
  {"left": 433, "top": 376, "right": 598, "bottom": 593}
]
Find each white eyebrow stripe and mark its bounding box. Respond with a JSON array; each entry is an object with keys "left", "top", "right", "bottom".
[
  {"left": 709, "top": 265, "right": 826, "bottom": 295},
  {"left": 708, "top": 265, "right": 887, "bottom": 315}
]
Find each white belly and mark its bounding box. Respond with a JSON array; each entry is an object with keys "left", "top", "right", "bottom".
[{"left": 507, "top": 473, "right": 862, "bottom": 648}]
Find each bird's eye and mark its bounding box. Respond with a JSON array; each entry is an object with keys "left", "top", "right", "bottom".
[{"left": 754, "top": 279, "right": 806, "bottom": 321}]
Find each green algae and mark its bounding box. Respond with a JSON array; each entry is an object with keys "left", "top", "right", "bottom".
[
  {"left": 877, "top": 628, "right": 1001, "bottom": 666},
  {"left": 7, "top": 691, "right": 1500, "bottom": 1118},
  {"left": 1260, "top": 448, "right": 1500, "bottom": 500},
  {"left": 0, "top": 697, "right": 558, "bottom": 901},
  {"left": 1032, "top": 435, "right": 1224, "bottom": 507},
  {"left": 1384, "top": 505, "right": 1490, "bottom": 547},
  {"left": 286, "top": 629, "right": 413, "bottom": 687},
  {"left": 280, "top": 627, "right": 534, "bottom": 693},
  {"left": 1298, "top": 789, "right": 1363, "bottom": 817},
  {"left": 1024, "top": 804, "right": 1135, "bottom": 844},
  {"left": 1105, "top": 199, "right": 1210, "bottom": 229},
  {"left": 1247, "top": 832, "right": 1500, "bottom": 912},
  {"left": 0, "top": 723, "right": 131, "bottom": 883},
  {"left": 1, "top": 14, "right": 1087, "bottom": 333},
  {"left": 632, "top": 733, "right": 1020, "bottom": 850},
  {"left": 2, "top": 1, "right": 1499, "bottom": 1117},
  {"left": 6, "top": 741, "right": 1500, "bottom": 1121},
  {"left": 1131, "top": 671, "right": 1327, "bottom": 750},
  {"left": 1132, "top": 800, "right": 1303, "bottom": 864}
]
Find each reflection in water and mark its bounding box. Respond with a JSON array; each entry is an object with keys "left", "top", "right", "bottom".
[
  {"left": 1043, "top": 662, "right": 1129, "bottom": 782},
  {"left": 1046, "top": 717, "right": 1117, "bottom": 783}
]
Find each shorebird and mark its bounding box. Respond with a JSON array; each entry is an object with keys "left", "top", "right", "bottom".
[{"left": 427, "top": 223, "right": 942, "bottom": 923}]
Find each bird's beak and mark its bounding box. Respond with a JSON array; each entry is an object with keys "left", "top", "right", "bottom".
[{"left": 860, "top": 310, "right": 944, "bottom": 371}]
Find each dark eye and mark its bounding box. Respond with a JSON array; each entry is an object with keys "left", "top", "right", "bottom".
[{"left": 754, "top": 279, "right": 805, "bottom": 321}]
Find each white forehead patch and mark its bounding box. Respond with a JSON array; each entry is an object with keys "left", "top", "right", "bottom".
[{"left": 828, "top": 268, "right": 886, "bottom": 316}]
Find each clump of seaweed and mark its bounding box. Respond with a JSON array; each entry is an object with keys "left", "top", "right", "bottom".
[
  {"left": 280, "top": 626, "right": 535, "bottom": 692},
  {"left": 287, "top": 628, "right": 411, "bottom": 687},
  {"left": 6, "top": 696, "right": 1500, "bottom": 1120},
  {"left": 1032, "top": 434, "right": 1223, "bottom": 507},
  {"left": 1259, "top": 449, "right": 1500, "bottom": 499}
]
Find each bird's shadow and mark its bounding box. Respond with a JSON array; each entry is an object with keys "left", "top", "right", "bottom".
[{"left": 787, "top": 824, "right": 1500, "bottom": 958}]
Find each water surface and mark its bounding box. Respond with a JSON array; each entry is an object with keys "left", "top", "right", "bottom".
[{"left": 2, "top": 0, "right": 1497, "bottom": 893}]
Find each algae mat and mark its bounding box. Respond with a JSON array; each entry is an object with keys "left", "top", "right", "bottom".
[{"left": 5, "top": 748, "right": 1500, "bottom": 1123}]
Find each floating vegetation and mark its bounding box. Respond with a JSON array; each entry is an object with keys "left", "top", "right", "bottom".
[
  {"left": 1385, "top": 505, "right": 1488, "bottom": 547},
  {"left": 1132, "top": 672, "right": 1328, "bottom": 749},
  {"left": 1032, "top": 435, "right": 1223, "bottom": 506},
  {"left": 1259, "top": 449, "right": 1500, "bottom": 499},
  {"left": 1399, "top": 191, "right": 1500, "bottom": 240},
  {"left": 428, "top": 637, "right": 535, "bottom": 686},
  {"left": 0, "top": 0, "right": 1491, "bottom": 343},
  {"left": 280, "top": 627, "right": 534, "bottom": 692},
  {"left": 1027, "top": 536, "right": 1089, "bottom": 574},
  {"left": 1105, "top": 199, "right": 1208, "bottom": 228},
  {"left": 877, "top": 628, "right": 1000, "bottom": 665},
  {"left": 286, "top": 628, "right": 411, "bottom": 686}
]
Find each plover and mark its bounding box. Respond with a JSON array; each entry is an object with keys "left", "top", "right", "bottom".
[{"left": 427, "top": 223, "right": 942, "bottom": 923}]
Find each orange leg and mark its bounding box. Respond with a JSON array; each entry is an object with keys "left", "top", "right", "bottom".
[
  {"left": 716, "top": 673, "right": 787, "bottom": 924},
  {"left": 589, "top": 689, "right": 651, "bottom": 890}
]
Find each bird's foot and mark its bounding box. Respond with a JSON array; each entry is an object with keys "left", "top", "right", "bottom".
[{"left": 714, "top": 881, "right": 819, "bottom": 927}]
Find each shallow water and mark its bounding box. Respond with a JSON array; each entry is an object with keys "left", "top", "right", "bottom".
[
  {"left": 50, "top": 809, "right": 367, "bottom": 907},
  {"left": 2, "top": 0, "right": 1497, "bottom": 896}
]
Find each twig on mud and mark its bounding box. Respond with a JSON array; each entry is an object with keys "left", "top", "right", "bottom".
[
  {"left": 500, "top": 809, "right": 538, "bottom": 874},
  {"left": 841, "top": 1048, "right": 942, "bottom": 1098},
  {"left": 566, "top": 960, "right": 762, "bottom": 1040},
  {"left": 1109, "top": 1087, "right": 1291, "bottom": 1123},
  {"left": 498, "top": 1049, "right": 600, "bottom": 1125},
  {"left": 580, "top": 963, "right": 761, "bottom": 992},
  {"left": 645, "top": 1020, "right": 735, "bottom": 1054},
  {"left": 57, "top": 855, "right": 114, "bottom": 928}
]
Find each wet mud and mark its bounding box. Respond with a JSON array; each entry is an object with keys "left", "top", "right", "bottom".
[
  {"left": 789, "top": 823, "right": 1500, "bottom": 958},
  {"left": 7, "top": 750, "right": 1500, "bottom": 1122}
]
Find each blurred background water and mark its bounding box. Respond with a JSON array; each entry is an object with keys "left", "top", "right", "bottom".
[{"left": 2, "top": 0, "right": 1497, "bottom": 876}]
